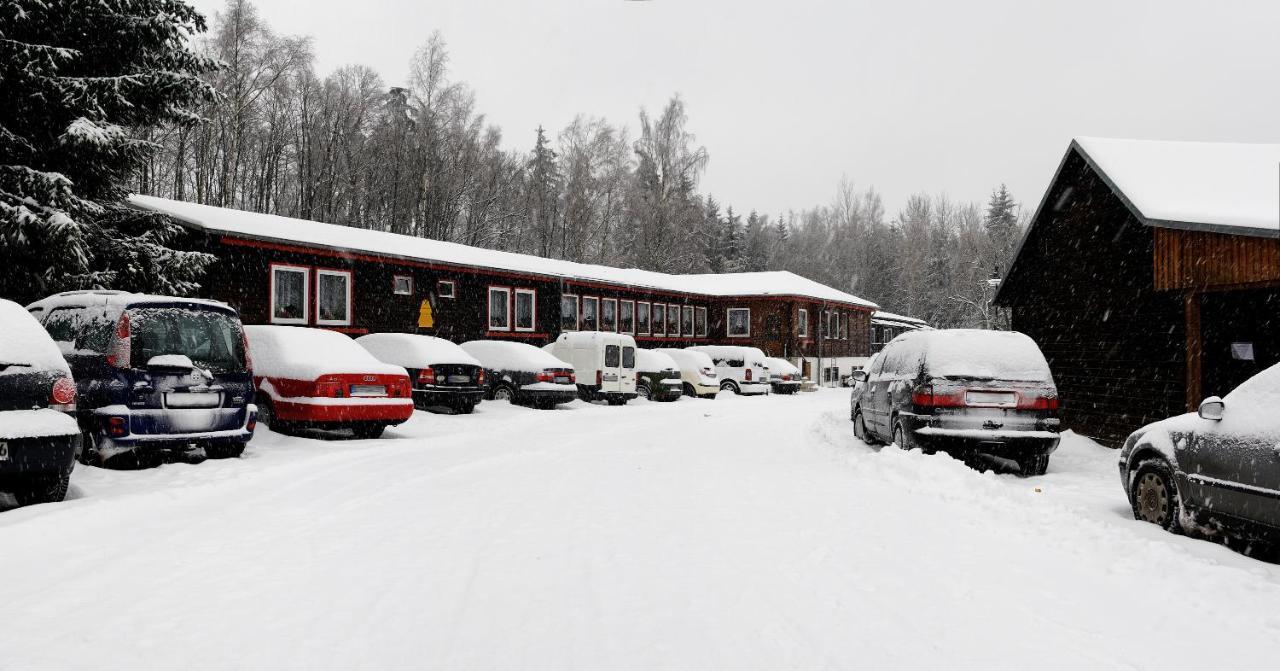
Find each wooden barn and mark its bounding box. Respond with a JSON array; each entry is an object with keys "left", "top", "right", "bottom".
[
  {"left": 995, "top": 137, "right": 1280, "bottom": 444},
  {"left": 128, "top": 196, "right": 875, "bottom": 376}
]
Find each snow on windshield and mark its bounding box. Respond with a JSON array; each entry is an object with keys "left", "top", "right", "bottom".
[
  {"left": 914, "top": 330, "right": 1053, "bottom": 382},
  {"left": 0, "top": 299, "right": 71, "bottom": 375},
  {"left": 461, "top": 340, "right": 572, "bottom": 373},
  {"left": 357, "top": 333, "right": 480, "bottom": 369}
]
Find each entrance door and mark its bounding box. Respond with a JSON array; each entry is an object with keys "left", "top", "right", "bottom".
[
  {"left": 1200, "top": 287, "right": 1280, "bottom": 399},
  {"left": 603, "top": 344, "right": 622, "bottom": 393}
]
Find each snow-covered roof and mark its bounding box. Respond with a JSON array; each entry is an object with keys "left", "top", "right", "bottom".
[
  {"left": 1074, "top": 137, "right": 1280, "bottom": 236},
  {"left": 872, "top": 311, "right": 928, "bottom": 327},
  {"left": 26, "top": 290, "right": 234, "bottom": 314},
  {"left": 129, "top": 195, "right": 876, "bottom": 309}
]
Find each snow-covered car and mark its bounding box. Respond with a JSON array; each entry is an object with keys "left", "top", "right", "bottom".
[
  {"left": 543, "top": 332, "right": 637, "bottom": 405},
  {"left": 850, "top": 329, "right": 1060, "bottom": 476},
  {"left": 0, "top": 299, "right": 80, "bottom": 506},
  {"left": 1119, "top": 362, "right": 1280, "bottom": 552},
  {"left": 357, "top": 333, "right": 486, "bottom": 414},
  {"left": 653, "top": 348, "right": 720, "bottom": 399},
  {"left": 633, "top": 349, "right": 684, "bottom": 402},
  {"left": 27, "top": 291, "right": 256, "bottom": 465},
  {"left": 460, "top": 340, "right": 577, "bottom": 409},
  {"left": 686, "top": 345, "right": 770, "bottom": 395},
  {"left": 246, "top": 326, "right": 413, "bottom": 438},
  {"left": 764, "top": 356, "right": 802, "bottom": 394}
]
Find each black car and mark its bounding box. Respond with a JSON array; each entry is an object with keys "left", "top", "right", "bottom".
[
  {"left": 0, "top": 299, "right": 80, "bottom": 506},
  {"left": 27, "top": 291, "right": 256, "bottom": 467},
  {"left": 460, "top": 341, "right": 578, "bottom": 410},
  {"left": 850, "top": 329, "right": 1061, "bottom": 476},
  {"left": 1120, "top": 362, "right": 1280, "bottom": 555},
  {"left": 634, "top": 348, "right": 684, "bottom": 402},
  {"left": 357, "top": 333, "right": 486, "bottom": 414}
]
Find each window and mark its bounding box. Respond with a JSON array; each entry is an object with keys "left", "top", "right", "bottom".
[
  {"left": 798, "top": 309, "right": 809, "bottom": 337},
  {"left": 620, "top": 300, "right": 635, "bottom": 334},
  {"left": 667, "top": 304, "right": 680, "bottom": 337},
  {"left": 316, "top": 269, "right": 352, "bottom": 326},
  {"left": 270, "top": 264, "right": 309, "bottom": 325},
  {"left": 582, "top": 296, "right": 599, "bottom": 331},
  {"left": 488, "top": 286, "right": 511, "bottom": 331},
  {"left": 682, "top": 306, "right": 694, "bottom": 337},
  {"left": 828, "top": 311, "right": 839, "bottom": 340},
  {"left": 602, "top": 298, "right": 617, "bottom": 331},
  {"left": 514, "top": 288, "right": 536, "bottom": 332},
  {"left": 437, "top": 280, "right": 456, "bottom": 298},
  {"left": 652, "top": 302, "right": 666, "bottom": 335},
  {"left": 820, "top": 311, "right": 828, "bottom": 338},
  {"left": 623, "top": 346, "right": 635, "bottom": 368},
  {"left": 695, "top": 307, "right": 707, "bottom": 337},
  {"left": 393, "top": 275, "right": 413, "bottom": 296},
  {"left": 637, "top": 302, "right": 651, "bottom": 335},
  {"left": 605, "top": 344, "right": 621, "bottom": 368},
  {"left": 561, "top": 295, "right": 579, "bottom": 331},
  {"left": 727, "top": 307, "right": 750, "bottom": 337},
  {"left": 840, "top": 312, "right": 848, "bottom": 340}
]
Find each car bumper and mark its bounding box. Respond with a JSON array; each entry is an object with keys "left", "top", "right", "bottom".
[
  {"left": 412, "top": 387, "right": 485, "bottom": 407},
  {"left": 0, "top": 432, "right": 79, "bottom": 475},
  {"left": 770, "top": 381, "right": 802, "bottom": 393},
  {"left": 909, "top": 423, "right": 1060, "bottom": 456},
  {"left": 653, "top": 384, "right": 684, "bottom": 401},
  {"left": 273, "top": 398, "right": 414, "bottom": 425},
  {"left": 737, "top": 382, "right": 771, "bottom": 395},
  {"left": 89, "top": 405, "right": 257, "bottom": 453}
]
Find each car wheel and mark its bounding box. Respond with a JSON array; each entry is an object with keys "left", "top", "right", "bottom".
[
  {"left": 1131, "top": 458, "right": 1182, "bottom": 532},
  {"left": 493, "top": 385, "right": 515, "bottom": 403},
  {"left": 893, "top": 422, "right": 914, "bottom": 452},
  {"left": 637, "top": 384, "right": 651, "bottom": 400},
  {"left": 721, "top": 380, "right": 740, "bottom": 394},
  {"left": 11, "top": 471, "right": 71, "bottom": 506},
  {"left": 853, "top": 410, "right": 874, "bottom": 444},
  {"left": 205, "top": 442, "right": 246, "bottom": 459},
  {"left": 257, "top": 399, "right": 276, "bottom": 429},
  {"left": 351, "top": 423, "right": 386, "bottom": 440},
  {"left": 683, "top": 382, "right": 696, "bottom": 397},
  {"left": 1018, "top": 454, "right": 1050, "bottom": 477}
]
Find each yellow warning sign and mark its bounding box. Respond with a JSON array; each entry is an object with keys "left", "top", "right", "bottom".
[{"left": 418, "top": 299, "right": 435, "bottom": 328}]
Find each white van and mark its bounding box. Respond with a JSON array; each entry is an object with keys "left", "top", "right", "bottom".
[
  {"left": 653, "top": 348, "right": 720, "bottom": 399},
  {"left": 686, "top": 345, "right": 771, "bottom": 395},
  {"left": 544, "top": 332, "right": 638, "bottom": 405}
]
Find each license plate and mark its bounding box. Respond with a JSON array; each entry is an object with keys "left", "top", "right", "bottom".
[
  {"left": 166, "top": 391, "right": 222, "bottom": 409},
  {"left": 966, "top": 391, "right": 1016, "bottom": 406},
  {"left": 0, "top": 442, "right": 7, "bottom": 461},
  {"left": 350, "top": 385, "right": 386, "bottom": 397},
  {"left": 554, "top": 376, "right": 570, "bottom": 384},
  {"left": 447, "top": 375, "right": 471, "bottom": 384}
]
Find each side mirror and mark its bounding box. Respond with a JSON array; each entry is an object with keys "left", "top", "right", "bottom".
[
  {"left": 1197, "top": 396, "right": 1225, "bottom": 421},
  {"left": 851, "top": 370, "right": 868, "bottom": 383}
]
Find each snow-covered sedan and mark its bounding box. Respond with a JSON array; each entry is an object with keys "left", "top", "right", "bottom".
[
  {"left": 1120, "top": 362, "right": 1280, "bottom": 555},
  {"left": 764, "top": 356, "right": 802, "bottom": 395},
  {"left": 357, "top": 333, "right": 486, "bottom": 414},
  {"left": 687, "top": 345, "right": 770, "bottom": 395},
  {"left": 460, "top": 340, "right": 577, "bottom": 409},
  {"left": 246, "top": 326, "right": 413, "bottom": 438},
  {"left": 653, "top": 348, "right": 720, "bottom": 399},
  {"left": 0, "top": 299, "right": 80, "bottom": 506}
]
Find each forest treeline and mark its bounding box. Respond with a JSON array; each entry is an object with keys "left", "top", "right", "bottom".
[{"left": 135, "top": 0, "right": 1025, "bottom": 328}]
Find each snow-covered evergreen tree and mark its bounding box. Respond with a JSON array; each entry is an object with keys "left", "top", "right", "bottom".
[
  {"left": 0, "top": 0, "right": 218, "bottom": 303},
  {"left": 984, "top": 183, "right": 1020, "bottom": 267},
  {"left": 722, "top": 206, "right": 744, "bottom": 273}
]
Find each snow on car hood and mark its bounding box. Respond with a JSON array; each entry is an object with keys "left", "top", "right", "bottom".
[{"left": 245, "top": 326, "right": 407, "bottom": 380}]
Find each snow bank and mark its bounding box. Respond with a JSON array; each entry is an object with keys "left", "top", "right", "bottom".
[
  {"left": 900, "top": 329, "right": 1052, "bottom": 382},
  {"left": 244, "top": 326, "right": 407, "bottom": 380},
  {"left": 0, "top": 408, "right": 78, "bottom": 439},
  {"left": 634, "top": 348, "right": 679, "bottom": 374},
  {"left": 1075, "top": 137, "right": 1280, "bottom": 234},
  {"left": 356, "top": 333, "right": 481, "bottom": 369},
  {"left": 461, "top": 340, "right": 573, "bottom": 373},
  {"left": 0, "top": 299, "right": 71, "bottom": 376}
]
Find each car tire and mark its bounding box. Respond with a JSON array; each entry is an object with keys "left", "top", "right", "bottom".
[
  {"left": 1130, "top": 458, "right": 1182, "bottom": 533},
  {"left": 493, "top": 385, "right": 516, "bottom": 403},
  {"left": 205, "top": 442, "right": 246, "bottom": 459},
  {"left": 257, "top": 398, "right": 278, "bottom": 430},
  {"left": 853, "top": 410, "right": 875, "bottom": 444},
  {"left": 637, "top": 385, "right": 651, "bottom": 400},
  {"left": 351, "top": 423, "right": 386, "bottom": 440},
  {"left": 1018, "top": 454, "right": 1050, "bottom": 477},
  {"left": 893, "top": 422, "right": 914, "bottom": 452},
  {"left": 682, "top": 382, "right": 696, "bottom": 397},
  {"left": 11, "top": 471, "right": 71, "bottom": 506},
  {"left": 721, "top": 380, "right": 740, "bottom": 395}
]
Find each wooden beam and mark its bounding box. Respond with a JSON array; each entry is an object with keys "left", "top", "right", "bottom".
[{"left": 1185, "top": 290, "right": 1202, "bottom": 411}]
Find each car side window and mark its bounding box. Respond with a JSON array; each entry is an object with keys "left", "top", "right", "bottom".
[{"left": 43, "top": 306, "right": 113, "bottom": 354}]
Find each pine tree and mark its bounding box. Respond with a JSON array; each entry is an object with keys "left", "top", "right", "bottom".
[
  {"left": 526, "top": 126, "right": 561, "bottom": 257},
  {"left": 0, "top": 0, "right": 218, "bottom": 303},
  {"left": 722, "top": 206, "right": 744, "bottom": 272},
  {"left": 702, "top": 195, "right": 723, "bottom": 273},
  {"left": 984, "top": 184, "right": 1020, "bottom": 267}
]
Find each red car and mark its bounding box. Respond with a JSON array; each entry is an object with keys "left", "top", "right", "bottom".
[{"left": 244, "top": 326, "right": 414, "bottom": 439}]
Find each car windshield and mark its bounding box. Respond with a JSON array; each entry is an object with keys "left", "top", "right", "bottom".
[{"left": 129, "top": 307, "right": 247, "bottom": 373}]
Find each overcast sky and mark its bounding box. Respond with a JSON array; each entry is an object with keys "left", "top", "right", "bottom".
[{"left": 189, "top": 0, "right": 1280, "bottom": 219}]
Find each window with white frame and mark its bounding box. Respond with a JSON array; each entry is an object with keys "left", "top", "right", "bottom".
[
  {"left": 437, "top": 280, "right": 456, "bottom": 298},
  {"left": 582, "top": 296, "right": 599, "bottom": 331},
  {"left": 695, "top": 306, "right": 707, "bottom": 337},
  {"left": 727, "top": 307, "right": 751, "bottom": 338},
  {"left": 667, "top": 304, "right": 680, "bottom": 337},
  {"left": 820, "top": 310, "right": 828, "bottom": 338},
  {"left": 602, "top": 298, "right": 617, "bottom": 331},
  {"left": 620, "top": 300, "right": 635, "bottom": 334},
  {"left": 561, "top": 295, "right": 579, "bottom": 331},
  {"left": 392, "top": 274, "right": 413, "bottom": 296},
  {"left": 798, "top": 308, "right": 809, "bottom": 337},
  {"left": 682, "top": 306, "right": 694, "bottom": 337},
  {"left": 488, "top": 286, "right": 511, "bottom": 331},
  {"left": 270, "top": 264, "right": 309, "bottom": 325},
  {"left": 637, "top": 302, "right": 651, "bottom": 335},
  {"left": 514, "top": 288, "right": 536, "bottom": 332},
  {"left": 316, "top": 269, "right": 353, "bottom": 326},
  {"left": 652, "top": 302, "right": 666, "bottom": 335},
  {"left": 828, "top": 311, "right": 838, "bottom": 340}
]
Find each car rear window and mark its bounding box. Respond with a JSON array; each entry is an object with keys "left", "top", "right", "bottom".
[
  {"left": 605, "top": 345, "right": 620, "bottom": 368},
  {"left": 42, "top": 306, "right": 116, "bottom": 355},
  {"left": 130, "top": 307, "right": 247, "bottom": 373},
  {"left": 922, "top": 330, "right": 1052, "bottom": 382},
  {"left": 622, "top": 346, "right": 635, "bottom": 369}
]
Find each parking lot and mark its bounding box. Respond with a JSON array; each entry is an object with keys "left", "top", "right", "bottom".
[{"left": 3, "top": 389, "right": 1279, "bottom": 669}]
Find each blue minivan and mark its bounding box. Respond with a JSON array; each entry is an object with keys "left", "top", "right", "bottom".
[{"left": 27, "top": 291, "right": 256, "bottom": 466}]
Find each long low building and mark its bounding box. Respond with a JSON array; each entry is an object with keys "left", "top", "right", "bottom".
[
  {"left": 995, "top": 137, "right": 1280, "bottom": 444},
  {"left": 128, "top": 195, "right": 878, "bottom": 381}
]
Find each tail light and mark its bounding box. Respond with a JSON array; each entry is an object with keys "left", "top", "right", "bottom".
[
  {"left": 782, "top": 374, "right": 792, "bottom": 382},
  {"left": 744, "top": 368, "right": 752, "bottom": 382},
  {"left": 240, "top": 328, "right": 253, "bottom": 372},
  {"left": 911, "top": 385, "right": 966, "bottom": 411},
  {"left": 1020, "top": 394, "right": 1060, "bottom": 411},
  {"left": 246, "top": 410, "right": 258, "bottom": 432},
  {"left": 596, "top": 369, "right": 603, "bottom": 386},
  {"left": 418, "top": 367, "right": 436, "bottom": 385},
  {"left": 314, "top": 375, "right": 345, "bottom": 398},
  {"left": 476, "top": 369, "right": 486, "bottom": 385},
  {"left": 106, "top": 416, "right": 128, "bottom": 438},
  {"left": 567, "top": 372, "right": 576, "bottom": 384},
  {"left": 106, "top": 312, "right": 131, "bottom": 368},
  {"left": 50, "top": 376, "right": 76, "bottom": 412}
]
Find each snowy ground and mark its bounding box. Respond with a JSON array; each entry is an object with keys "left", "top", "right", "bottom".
[{"left": 3, "top": 389, "right": 1280, "bottom": 670}]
